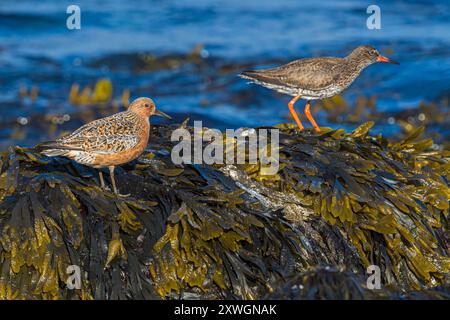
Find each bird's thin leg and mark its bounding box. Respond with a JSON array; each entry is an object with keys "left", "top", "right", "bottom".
[
  {"left": 108, "top": 166, "right": 130, "bottom": 197},
  {"left": 304, "top": 100, "right": 321, "bottom": 133},
  {"left": 99, "top": 171, "right": 106, "bottom": 189},
  {"left": 288, "top": 95, "right": 304, "bottom": 130},
  {"left": 109, "top": 166, "right": 118, "bottom": 195}
]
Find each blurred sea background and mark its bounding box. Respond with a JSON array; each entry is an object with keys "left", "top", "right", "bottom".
[{"left": 0, "top": 0, "right": 449, "bottom": 150}]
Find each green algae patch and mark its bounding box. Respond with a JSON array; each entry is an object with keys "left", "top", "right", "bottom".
[{"left": 0, "top": 123, "right": 449, "bottom": 299}]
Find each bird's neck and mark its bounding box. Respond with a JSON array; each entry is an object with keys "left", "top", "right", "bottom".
[
  {"left": 344, "top": 54, "right": 373, "bottom": 71},
  {"left": 335, "top": 56, "right": 372, "bottom": 87},
  {"left": 137, "top": 115, "right": 150, "bottom": 146},
  {"left": 130, "top": 108, "right": 150, "bottom": 118},
  {"left": 127, "top": 110, "right": 150, "bottom": 134}
]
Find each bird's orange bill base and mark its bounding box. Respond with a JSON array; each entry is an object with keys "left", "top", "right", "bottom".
[
  {"left": 288, "top": 95, "right": 304, "bottom": 130},
  {"left": 304, "top": 100, "right": 321, "bottom": 133},
  {"left": 377, "top": 55, "right": 399, "bottom": 65}
]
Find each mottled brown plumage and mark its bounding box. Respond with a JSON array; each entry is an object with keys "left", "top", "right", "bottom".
[
  {"left": 240, "top": 45, "right": 399, "bottom": 132},
  {"left": 40, "top": 97, "right": 171, "bottom": 195}
]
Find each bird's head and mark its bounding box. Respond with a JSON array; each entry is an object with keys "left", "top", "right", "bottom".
[
  {"left": 350, "top": 45, "right": 399, "bottom": 66},
  {"left": 128, "top": 97, "right": 172, "bottom": 120}
]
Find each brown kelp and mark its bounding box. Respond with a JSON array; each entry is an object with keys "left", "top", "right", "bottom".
[
  {"left": 265, "top": 266, "right": 386, "bottom": 300},
  {"left": 0, "top": 122, "right": 448, "bottom": 299},
  {"left": 221, "top": 122, "right": 450, "bottom": 290},
  {"left": 265, "top": 266, "right": 450, "bottom": 300}
]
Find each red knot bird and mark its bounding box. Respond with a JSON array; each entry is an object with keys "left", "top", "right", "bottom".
[
  {"left": 39, "top": 97, "right": 171, "bottom": 196},
  {"left": 240, "top": 45, "right": 399, "bottom": 133}
]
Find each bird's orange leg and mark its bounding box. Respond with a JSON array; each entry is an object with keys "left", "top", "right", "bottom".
[
  {"left": 304, "top": 100, "right": 321, "bottom": 133},
  {"left": 288, "top": 95, "right": 304, "bottom": 130}
]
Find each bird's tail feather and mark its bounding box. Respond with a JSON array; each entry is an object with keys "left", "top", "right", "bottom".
[
  {"left": 239, "top": 70, "right": 275, "bottom": 85},
  {"left": 36, "top": 141, "right": 83, "bottom": 157},
  {"left": 40, "top": 149, "right": 68, "bottom": 157},
  {"left": 239, "top": 70, "right": 259, "bottom": 80}
]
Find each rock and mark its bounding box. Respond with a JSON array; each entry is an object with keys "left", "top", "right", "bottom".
[{"left": 0, "top": 123, "right": 448, "bottom": 299}]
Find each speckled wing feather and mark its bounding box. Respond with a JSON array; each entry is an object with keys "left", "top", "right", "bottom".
[
  {"left": 62, "top": 111, "right": 140, "bottom": 140},
  {"left": 55, "top": 111, "right": 143, "bottom": 153},
  {"left": 242, "top": 57, "right": 343, "bottom": 91},
  {"left": 63, "top": 135, "right": 140, "bottom": 154}
]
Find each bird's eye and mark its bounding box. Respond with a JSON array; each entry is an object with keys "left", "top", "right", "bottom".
[{"left": 144, "top": 104, "right": 150, "bottom": 108}]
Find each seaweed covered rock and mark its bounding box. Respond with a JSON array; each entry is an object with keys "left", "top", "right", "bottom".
[
  {"left": 265, "top": 266, "right": 450, "bottom": 300},
  {"left": 0, "top": 122, "right": 448, "bottom": 299},
  {"left": 222, "top": 122, "right": 450, "bottom": 290}
]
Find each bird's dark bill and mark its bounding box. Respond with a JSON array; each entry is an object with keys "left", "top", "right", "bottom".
[{"left": 154, "top": 109, "right": 172, "bottom": 119}]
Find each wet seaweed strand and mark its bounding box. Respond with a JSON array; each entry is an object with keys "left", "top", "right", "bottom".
[{"left": 0, "top": 122, "right": 448, "bottom": 299}]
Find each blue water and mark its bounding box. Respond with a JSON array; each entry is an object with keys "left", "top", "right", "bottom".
[{"left": 0, "top": 0, "right": 449, "bottom": 147}]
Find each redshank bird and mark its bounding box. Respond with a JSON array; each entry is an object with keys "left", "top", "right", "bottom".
[
  {"left": 39, "top": 97, "right": 171, "bottom": 195},
  {"left": 240, "top": 45, "right": 399, "bottom": 133}
]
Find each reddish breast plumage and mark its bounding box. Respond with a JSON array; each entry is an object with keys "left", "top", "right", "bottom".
[{"left": 40, "top": 97, "right": 171, "bottom": 196}]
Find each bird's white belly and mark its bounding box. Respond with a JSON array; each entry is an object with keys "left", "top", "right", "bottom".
[
  {"left": 253, "top": 80, "right": 343, "bottom": 100},
  {"left": 69, "top": 151, "right": 98, "bottom": 166},
  {"left": 298, "top": 84, "right": 344, "bottom": 100}
]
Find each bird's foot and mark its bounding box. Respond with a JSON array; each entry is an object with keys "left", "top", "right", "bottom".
[
  {"left": 115, "top": 192, "right": 131, "bottom": 198},
  {"left": 99, "top": 185, "right": 129, "bottom": 197},
  {"left": 111, "top": 185, "right": 130, "bottom": 197}
]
